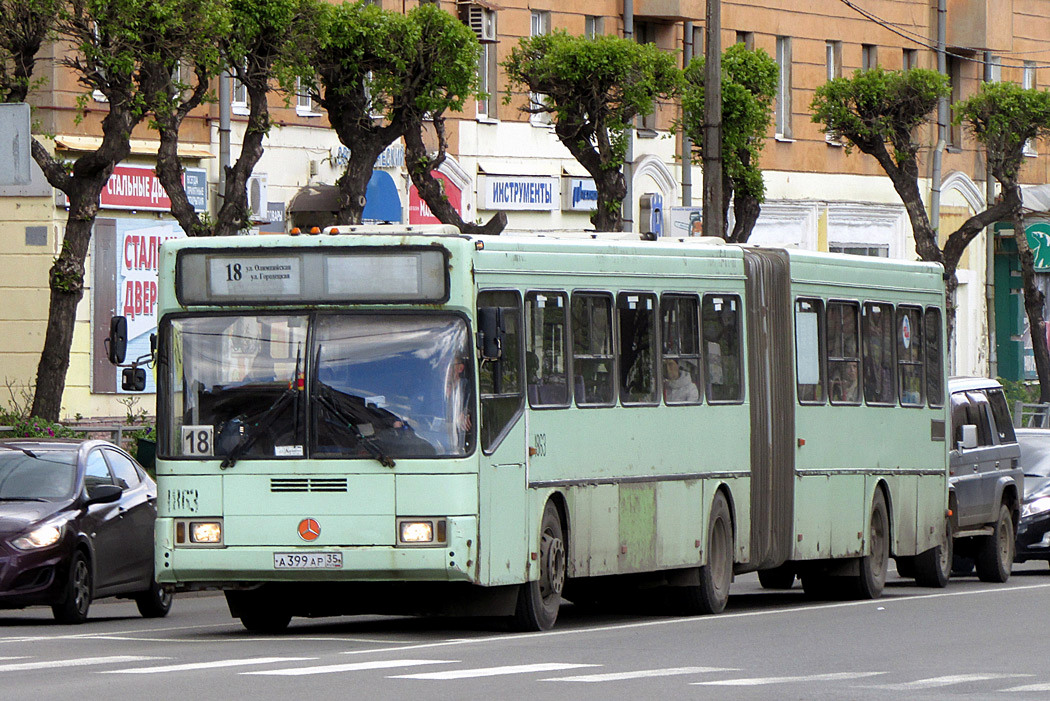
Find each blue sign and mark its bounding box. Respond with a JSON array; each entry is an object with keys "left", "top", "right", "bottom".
[
  {"left": 564, "top": 178, "right": 598, "bottom": 211},
  {"left": 184, "top": 168, "right": 208, "bottom": 213},
  {"left": 362, "top": 170, "right": 402, "bottom": 223}
]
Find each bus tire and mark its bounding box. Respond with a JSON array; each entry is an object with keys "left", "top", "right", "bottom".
[
  {"left": 854, "top": 489, "right": 889, "bottom": 599},
  {"left": 683, "top": 492, "right": 732, "bottom": 614},
  {"left": 757, "top": 564, "right": 795, "bottom": 590},
  {"left": 239, "top": 610, "right": 292, "bottom": 634},
  {"left": 975, "top": 503, "right": 1014, "bottom": 583},
  {"left": 513, "top": 501, "right": 565, "bottom": 631},
  {"left": 914, "top": 516, "right": 953, "bottom": 588}
]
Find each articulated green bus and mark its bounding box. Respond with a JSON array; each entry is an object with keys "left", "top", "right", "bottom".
[{"left": 130, "top": 225, "right": 950, "bottom": 631}]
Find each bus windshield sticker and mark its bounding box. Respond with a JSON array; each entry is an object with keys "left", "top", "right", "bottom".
[
  {"left": 181, "top": 425, "right": 214, "bottom": 457},
  {"left": 274, "top": 445, "right": 304, "bottom": 457}
]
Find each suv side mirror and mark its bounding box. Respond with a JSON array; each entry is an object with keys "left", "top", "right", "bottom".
[
  {"left": 958, "top": 424, "right": 978, "bottom": 450},
  {"left": 107, "top": 316, "right": 128, "bottom": 364}
]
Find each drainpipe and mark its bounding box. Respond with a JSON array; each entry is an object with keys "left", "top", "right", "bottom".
[
  {"left": 682, "top": 21, "right": 694, "bottom": 209},
  {"left": 219, "top": 69, "right": 231, "bottom": 200},
  {"left": 985, "top": 51, "right": 998, "bottom": 378},
  {"left": 623, "top": 0, "right": 634, "bottom": 232},
  {"left": 930, "top": 0, "right": 946, "bottom": 235}
]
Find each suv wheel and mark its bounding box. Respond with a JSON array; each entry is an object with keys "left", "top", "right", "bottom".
[{"left": 975, "top": 503, "right": 1014, "bottom": 583}]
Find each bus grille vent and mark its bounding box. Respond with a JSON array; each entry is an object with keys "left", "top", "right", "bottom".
[{"left": 270, "top": 478, "right": 348, "bottom": 493}]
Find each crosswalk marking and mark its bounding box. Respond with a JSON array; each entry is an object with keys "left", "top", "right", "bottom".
[
  {"left": 693, "top": 672, "right": 884, "bottom": 686},
  {"left": 861, "top": 673, "right": 1030, "bottom": 691},
  {"left": 101, "top": 657, "right": 314, "bottom": 674},
  {"left": 1004, "top": 682, "right": 1050, "bottom": 692},
  {"left": 0, "top": 656, "right": 163, "bottom": 673},
  {"left": 391, "top": 663, "right": 600, "bottom": 680},
  {"left": 244, "top": 659, "right": 456, "bottom": 677},
  {"left": 543, "top": 666, "right": 737, "bottom": 682}
]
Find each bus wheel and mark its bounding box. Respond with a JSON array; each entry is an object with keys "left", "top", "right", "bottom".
[
  {"left": 975, "top": 504, "right": 1014, "bottom": 583},
  {"left": 513, "top": 501, "right": 565, "bottom": 631},
  {"left": 239, "top": 608, "right": 292, "bottom": 633},
  {"left": 914, "top": 516, "right": 953, "bottom": 588},
  {"left": 757, "top": 564, "right": 795, "bottom": 590},
  {"left": 683, "top": 492, "right": 732, "bottom": 614},
  {"left": 854, "top": 489, "right": 889, "bottom": 599}
]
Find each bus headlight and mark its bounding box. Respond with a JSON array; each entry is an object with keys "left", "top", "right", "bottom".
[
  {"left": 397, "top": 518, "right": 447, "bottom": 546},
  {"left": 175, "top": 519, "right": 224, "bottom": 546}
]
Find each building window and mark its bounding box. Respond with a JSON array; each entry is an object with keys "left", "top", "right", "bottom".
[
  {"left": 861, "top": 44, "right": 877, "bottom": 70},
  {"left": 735, "top": 31, "right": 754, "bottom": 50},
  {"left": 828, "top": 243, "right": 889, "bottom": 257},
  {"left": 1025, "top": 61, "right": 1037, "bottom": 156},
  {"left": 295, "top": 78, "right": 320, "bottom": 117},
  {"left": 947, "top": 55, "right": 963, "bottom": 148},
  {"left": 529, "top": 10, "right": 551, "bottom": 125},
  {"left": 231, "top": 64, "right": 248, "bottom": 116},
  {"left": 477, "top": 40, "right": 498, "bottom": 119},
  {"left": 585, "top": 15, "right": 604, "bottom": 38},
  {"left": 987, "top": 54, "right": 1001, "bottom": 82},
  {"left": 826, "top": 41, "right": 841, "bottom": 82},
  {"left": 775, "top": 36, "right": 792, "bottom": 139},
  {"left": 903, "top": 48, "right": 918, "bottom": 70},
  {"left": 635, "top": 21, "right": 660, "bottom": 134}
]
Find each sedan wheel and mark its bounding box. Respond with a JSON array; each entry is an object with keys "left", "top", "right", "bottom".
[{"left": 52, "top": 552, "right": 93, "bottom": 624}]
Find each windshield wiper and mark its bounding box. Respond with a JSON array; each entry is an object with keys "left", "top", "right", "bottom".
[
  {"left": 220, "top": 346, "right": 303, "bottom": 470},
  {"left": 312, "top": 387, "right": 396, "bottom": 468}
]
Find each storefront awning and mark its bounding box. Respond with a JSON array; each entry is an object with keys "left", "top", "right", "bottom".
[
  {"left": 55, "top": 135, "right": 213, "bottom": 159},
  {"left": 288, "top": 173, "right": 402, "bottom": 224}
]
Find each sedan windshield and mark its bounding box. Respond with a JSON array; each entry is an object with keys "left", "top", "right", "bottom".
[
  {"left": 0, "top": 451, "right": 76, "bottom": 500},
  {"left": 164, "top": 313, "right": 474, "bottom": 460}
]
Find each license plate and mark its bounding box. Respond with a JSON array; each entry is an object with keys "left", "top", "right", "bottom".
[{"left": 273, "top": 552, "right": 343, "bottom": 569}]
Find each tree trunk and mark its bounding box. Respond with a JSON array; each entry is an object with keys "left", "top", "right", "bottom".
[
  {"left": 30, "top": 197, "right": 99, "bottom": 422},
  {"left": 1014, "top": 212, "right": 1050, "bottom": 402},
  {"left": 553, "top": 118, "right": 625, "bottom": 232}
]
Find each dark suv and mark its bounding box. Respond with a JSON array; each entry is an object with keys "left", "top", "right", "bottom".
[{"left": 948, "top": 377, "right": 1024, "bottom": 582}]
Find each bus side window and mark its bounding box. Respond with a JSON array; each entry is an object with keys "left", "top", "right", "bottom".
[
  {"left": 571, "top": 293, "right": 615, "bottom": 406},
  {"left": 924, "top": 307, "right": 944, "bottom": 408},
  {"left": 795, "top": 298, "right": 825, "bottom": 404},
  {"left": 827, "top": 301, "right": 860, "bottom": 405},
  {"left": 862, "top": 302, "right": 896, "bottom": 405},
  {"left": 477, "top": 291, "right": 524, "bottom": 453},
  {"left": 618, "top": 292, "right": 658, "bottom": 405},
  {"left": 897, "top": 305, "right": 924, "bottom": 407},
  {"left": 525, "top": 292, "right": 570, "bottom": 408},
  {"left": 702, "top": 294, "right": 744, "bottom": 403},
  {"left": 660, "top": 295, "right": 702, "bottom": 405}
]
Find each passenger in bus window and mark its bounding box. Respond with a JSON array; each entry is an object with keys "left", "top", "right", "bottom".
[
  {"left": 664, "top": 358, "right": 700, "bottom": 403},
  {"left": 830, "top": 362, "right": 859, "bottom": 403},
  {"left": 446, "top": 355, "right": 473, "bottom": 450}
]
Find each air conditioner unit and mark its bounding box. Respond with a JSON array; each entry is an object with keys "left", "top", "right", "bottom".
[
  {"left": 459, "top": 4, "right": 496, "bottom": 43},
  {"left": 247, "top": 173, "right": 268, "bottom": 222}
]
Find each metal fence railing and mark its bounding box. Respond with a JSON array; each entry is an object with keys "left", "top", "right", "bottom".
[{"left": 1014, "top": 401, "right": 1050, "bottom": 428}]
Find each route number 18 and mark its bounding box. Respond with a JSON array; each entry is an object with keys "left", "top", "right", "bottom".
[{"left": 181, "top": 425, "right": 214, "bottom": 456}]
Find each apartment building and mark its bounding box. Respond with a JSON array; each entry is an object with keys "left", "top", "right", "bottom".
[{"left": 1, "top": 0, "right": 1047, "bottom": 418}]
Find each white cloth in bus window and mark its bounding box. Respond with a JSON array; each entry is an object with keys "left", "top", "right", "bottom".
[
  {"left": 664, "top": 358, "right": 700, "bottom": 403},
  {"left": 445, "top": 355, "right": 472, "bottom": 450}
]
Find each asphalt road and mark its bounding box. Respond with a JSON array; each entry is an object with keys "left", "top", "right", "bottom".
[{"left": 2, "top": 563, "right": 1050, "bottom": 701}]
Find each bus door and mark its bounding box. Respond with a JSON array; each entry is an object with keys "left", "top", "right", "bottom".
[
  {"left": 477, "top": 291, "right": 529, "bottom": 586},
  {"left": 742, "top": 249, "right": 795, "bottom": 569}
]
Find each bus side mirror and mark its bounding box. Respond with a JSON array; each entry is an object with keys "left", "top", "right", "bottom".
[
  {"left": 122, "top": 367, "right": 147, "bottom": 392},
  {"left": 477, "top": 307, "right": 502, "bottom": 360},
  {"left": 107, "top": 316, "right": 128, "bottom": 364},
  {"left": 958, "top": 424, "right": 978, "bottom": 450}
]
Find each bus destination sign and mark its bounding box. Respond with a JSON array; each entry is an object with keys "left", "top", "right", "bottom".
[{"left": 208, "top": 256, "right": 302, "bottom": 299}]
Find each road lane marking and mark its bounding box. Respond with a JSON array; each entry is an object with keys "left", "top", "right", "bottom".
[
  {"left": 693, "top": 672, "right": 884, "bottom": 686},
  {"left": 861, "top": 673, "right": 1030, "bottom": 690},
  {"left": 390, "top": 663, "right": 600, "bottom": 680},
  {"left": 101, "top": 657, "right": 315, "bottom": 674},
  {"left": 543, "top": 666, "right": 737, "bottom": 682},
  {"left": 244, "top": 659, "right": 456, "bottom": 676},
  {"left": 0, "top": 656, "right": 164, "bottom": 672},
  {"left": 1005, "top": 682, "right": 1050, "bottom": 692}
]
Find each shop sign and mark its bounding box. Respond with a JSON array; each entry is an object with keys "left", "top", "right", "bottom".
[
  {"left": 409, "top": 172, "right": 462, "bottom": 224},
  {"left": 482, "top": 175, "right": 558, "bottom": 211},
  {"left": 563, "top": 178, "right": 598, "bottom": 211}
]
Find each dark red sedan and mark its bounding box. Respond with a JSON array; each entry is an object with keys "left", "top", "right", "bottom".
[{"left": 0, "top": 438, "right": 171, "bottom": 623}]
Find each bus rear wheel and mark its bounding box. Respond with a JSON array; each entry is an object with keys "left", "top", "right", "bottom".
[
  {"left": 757, "top": 563, "right": 796, "bottom": 590},
  {"left": 683, "top": 492, "right": 732, "bottom": 614},
  {"left": 854, "top": 489, "right": 889, "bottom": 599},
  {"left": 513, "top": 501, "right": 565, "bottom": 631}
]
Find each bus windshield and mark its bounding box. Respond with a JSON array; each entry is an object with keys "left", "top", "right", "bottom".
[{"left": 164, "top": 313, "right": 474, "bottom": 460}]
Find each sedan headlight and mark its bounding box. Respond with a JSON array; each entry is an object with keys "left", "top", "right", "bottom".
[
  {"left": 11, "top": 523, "right": 64, "bottom": 551},
  {"left": 1023, "top": 496, "right": 1050, "bottom": 519}
]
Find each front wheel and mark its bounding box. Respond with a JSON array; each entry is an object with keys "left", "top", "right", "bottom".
[
  {"left": 914, "top": 517, "right": 953, "bottom": 588},
  {"left": 975, "top": 503, "right": 1015, "bottom": 583},
  {"left": 853, "top": 489, "right": 889, "bottom": 599},
  {"left": 682, "top": 492, "right": 733, "bottom": 614},
  {"left": 513, "top": 501, "right": 566, "bottom": 631},
  {"left": 52, "top": 551, "right": 93, "bottom": 624}
]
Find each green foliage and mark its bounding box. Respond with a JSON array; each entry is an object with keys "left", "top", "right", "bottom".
[
  {"left": 0, "top": 0, "right": 62, "bottom": 102},
  {"left": 999, "top": 377, "right": 1040, "bottom": 409},
  {"left": 955, "top": 81, "right": 1050, "bottom": 181},
  {"left": 7, "top": 415, "right": 78, "bottom": 438},
  {"left": 810, "top": 67, "right": 949, "bottom": 163},
  {"left": 681, "top": 43, "right": 777, "bottom": 203}
]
